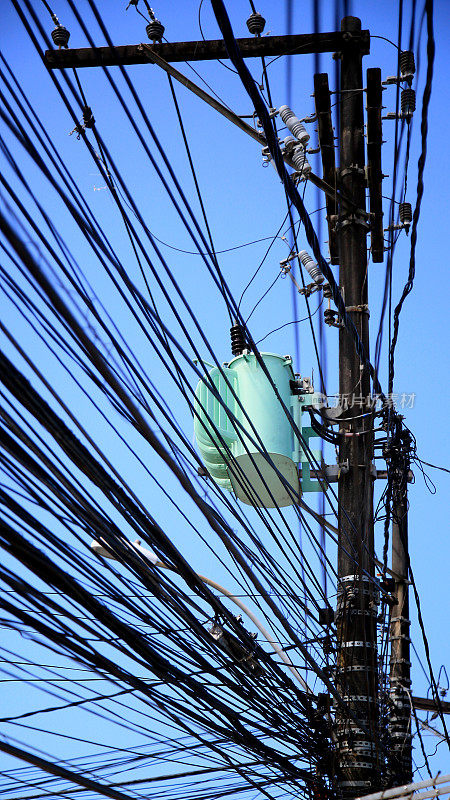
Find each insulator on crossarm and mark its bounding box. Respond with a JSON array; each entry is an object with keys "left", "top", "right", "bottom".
[
  {"left": 399, "top": 202, "right": 412, "bottom": 228},
  {"left": 401, "top": 88, "right": 415, "bottom": 118},
  {"left": 278, "top": 105, "right": 310, "bottom": 145},
  {"left": 400, "top": 50, "right": 415, "bottom": 81},
  {"left": 246, "top": 11, "right": 266, "bottom": 35},
  {"left": 298, "top": 250, "right": 324, "bottom": 284},
  {"left": 51, "top": 24, "right": 70, "bottom": 48},
  {"left": 283, "top": 135, "right": 297, "bottom": 155},
  {"left": 146, "top": 18, "right": 165, "bottom": 43},
  {"left": 230, "top": 321, "right": 247, "bottom": 356},
  {"left": 291, "top": 145, "right": 311, "bottom": 179}
]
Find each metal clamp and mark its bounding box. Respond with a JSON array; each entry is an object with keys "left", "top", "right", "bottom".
[
  {"left": 339, "top": 165, "right": 366, "bottom": 179},
  {"left": 335, "top": 665, "right": 374, "bottom": 674},
  {"left": 340, "top": 641, "right": 377, "bottom": 648},
  {"left": 348, "top": 608, "right": 378, "bottom": 617},
  {"left": 339, "top": 742, "right": 376, "bottom": 754},
  {"left": 342, "top": 695, "right": 379, "bottom": 703},
  {"left": 338, "top": 782, "right": 372, "bottom": 788},
  {"left": 337, "top": 587, "right": 380, "bottom": 603},
  {"left": 335, "top": 213, "right": 371, "bottom": 232},
  {"left": 345, "top": 303, "right": 370, "bottom": 316}
]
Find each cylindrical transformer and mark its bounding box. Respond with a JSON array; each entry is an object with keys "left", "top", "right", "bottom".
[{"left": 194, "top": 354, "right": 303, "bottom": 507}]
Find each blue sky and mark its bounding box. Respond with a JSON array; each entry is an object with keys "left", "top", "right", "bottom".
[{"left": 1, "top": 0, "right": 449, "bottom": 789}]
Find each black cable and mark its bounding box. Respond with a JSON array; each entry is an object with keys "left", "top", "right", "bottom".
[
  {"left": 389, "top": 0, "right": 434, "bottom": 395},
  {"left": 210, "top": 0, "right": 385, "bottom": 400},
  {"left": 255, "top": 300, "right": 323, "bottom": 345},
  {"left": 166, "top": 72, "right": 233, "bottom": 323}
]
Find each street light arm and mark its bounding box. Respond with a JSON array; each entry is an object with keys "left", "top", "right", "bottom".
[{"left": 91, "top": 539, "right": 313, "bottom": 694}]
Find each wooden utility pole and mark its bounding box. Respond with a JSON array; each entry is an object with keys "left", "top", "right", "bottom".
[
  {"left": 388, "top": 434, "right": 413, "bottom": 785},
  {"left": 334, "top": 16, "right": 379, "bottom": 796}
]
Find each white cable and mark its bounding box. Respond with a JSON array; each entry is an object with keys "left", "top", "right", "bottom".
[
  {"left": 354, "top": 774, "right": 450, "bottom": 800},
  {"left": 91, "top": 539, "right": 313, "bottom": 694}
]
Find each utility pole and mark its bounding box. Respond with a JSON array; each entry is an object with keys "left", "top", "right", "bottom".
[
  {"left": 334, "top": 16, "right": 379, "bottom": 796},
  {"left": 45, "top": 14, "right": 404, "bottom": 793},
  {"left": 388, "top": 424, "right": 413, "bottom": 785}
]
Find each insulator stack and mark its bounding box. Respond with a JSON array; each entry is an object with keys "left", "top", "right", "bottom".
[
  {"left": 298, "top": 250, "right": 324, "bottom": 284},
  {"left": 283, "top": 135, "right": 297, "bottom": 154},
  {"left": 146, "top": 19, "right": 165, "bottom": 43},
  {"left": 400, "top": 50, "right": 415, "bottom": 81},
  {"left": 230, "top": 321, "right": 247, "bottom": 356},
  {"left": 246, "top": 12, "right": 266, "bottom": 35},
  {"left": 278, "top": 105, "right": 310, "bottom": 145},
  {"left": 401, "top": 88, "right": 416, "bottom": 117},
  {"left": 291, "top": 146, "right": 311, "bottom": 178},
  {"left": 399, "top": 202, "right": 412, "bottom": 226},
  {"left": 51, "top": 25, "right": 70, "bottom": 48}
]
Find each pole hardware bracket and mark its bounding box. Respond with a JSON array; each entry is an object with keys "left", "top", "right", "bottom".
[
  {"left": 335, "top": 664, "right": 375, "bottom": 674},
  {"left": 335, "top": 213, "right": 371, "bottom": 232},
  {"left": 324, "top": 460, "right": 349, "bottom": 480},
  {"left": 389, "top": 658, "right": 412, "bottom": 667},
  {"left": 349, "top": 608, "right": 378, "bottom": 617},
  {"left": 342, "top": 695, "right": 379, "bottom": 704},
  {"left": 337, "top": 759, "right": 374, "bottom": 770},
  {"left": 338, "top": 164, "right": 365, "bottom": 179},
  {"left": 338, "top": 782, "right": 372, "bottom": 789},
  {"left": 383, "top": 111, "right": 413, "bottom": 121},
  {"left": 351, "top": 462, "right": 379, "bottom": 478},
  {"left": 389, "top": 677, "right": 412, "bottom": 687},
  {"left": 340, "top": 641, "right": 377, "bottom": 648},
  {"left": 383, "top": 74, "right": 415, "bottom": 86},
  {"left": 345, "top": 303, "right": 370, "bottom": 316},
  {"left": 339, "top": 741, "right": 376, "bottom": 753}
]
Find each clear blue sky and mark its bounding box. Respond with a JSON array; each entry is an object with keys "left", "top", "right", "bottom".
[{"left": 1, "top": 0, "right": 449, "bottom": 790}]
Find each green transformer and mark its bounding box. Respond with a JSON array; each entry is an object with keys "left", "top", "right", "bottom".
[{"left": 194, "top": 352, "right": 324, "bottom": 508}]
